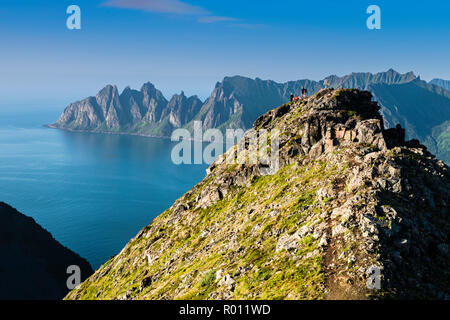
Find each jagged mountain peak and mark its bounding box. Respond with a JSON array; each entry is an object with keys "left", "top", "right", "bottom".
[
  {"left": 120, "top": 85, "right": 140, "bottom": 97},
  {"left": 95, "top": 84, "right": 120, "bottom": 104},
  {"left": 140, "top": 81, "right": 156, "bottom": 90},
  {"left": 169, "top": 91, "right": 188, "bottom": 101},
  {"left": 97, "top": 84, "right": 119, "bottom": 96},
  {"left": 66, "top": 88, "right": 449, "bottom": 300}
]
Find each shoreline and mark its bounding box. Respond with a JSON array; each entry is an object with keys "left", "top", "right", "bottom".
[
  {"left": 43, "top": 124, "right": 240, "bottom": 143},
  {"left": 44, "top": 124, "right": 173, "bottom": 140}
]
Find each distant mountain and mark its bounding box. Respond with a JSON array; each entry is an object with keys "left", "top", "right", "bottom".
[
  {"left": 430, "top": 78, "right": 450, "bottom": 91},
  {"left": 50, "top": 69, "right": 450, "bottom": 164},
  {"left": 324, "top": 68, "right": 417, "bottom": 89},
  {"left": 369, "top": 79, "right": 450, "bottom": 163},
  {"left": 186, "top": 69, "right": 417, "bottom": 132},
  {"left": 0, "top": 202, "right": 93, "bottom": 300},
  {"left": 50, "top": 69, "right": 416, "bottom": 135},
  {"left": 49, "top": 82, "right": 202, "bottom": 137}
]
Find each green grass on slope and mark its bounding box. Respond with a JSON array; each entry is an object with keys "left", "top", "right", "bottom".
[{"left": 66, "top": 155, "right": 351, "bottom": 300}]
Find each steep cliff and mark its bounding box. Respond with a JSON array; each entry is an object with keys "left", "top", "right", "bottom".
[
  {"left": 66, "top": 89, "right": 449, "bottom": 300},
  {"left": 0, "top": 202, "right": 93, "bottom": 300}
]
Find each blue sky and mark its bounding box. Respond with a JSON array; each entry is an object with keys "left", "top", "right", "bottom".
[{"left": 1, "top": 0, "right": 450, "bottom": 105}]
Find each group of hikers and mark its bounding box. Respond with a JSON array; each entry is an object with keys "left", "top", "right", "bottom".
[{"left": 289, "top": 86, "right": 308, "bottom": 102}]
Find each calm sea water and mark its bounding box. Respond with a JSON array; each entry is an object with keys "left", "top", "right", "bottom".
[{"left": 0, "top": 105, "right": 208, "bottom": 269}]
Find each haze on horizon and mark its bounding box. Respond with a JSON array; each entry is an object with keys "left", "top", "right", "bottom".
[{"left": 1, "top": 0, "right": 450, "bottom": 105}]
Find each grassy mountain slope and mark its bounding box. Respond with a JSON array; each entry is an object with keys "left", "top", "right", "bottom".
[{"left": 66, "top": 89, "right": 449, "bottom": 300}]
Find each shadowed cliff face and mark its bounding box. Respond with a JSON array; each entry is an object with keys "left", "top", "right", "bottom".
[
  {"left": 369, "top": 79, "right": 450, "bottom": 163},
  {"left": 0, "top": 202, "right": 93, "bottom": 300},
  {"left": 430, "top": 78, "right": 450, "bottom": 91},
  {"left": 66, "top": 88, "right": 449, "bottom": 300},
  {"left": 50, "top": 70, "right": 450, "bottom": 164}
]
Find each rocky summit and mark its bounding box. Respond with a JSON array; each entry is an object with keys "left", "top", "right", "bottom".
[{"left": 66, "top": 88, "right": 449, "bottom": 300}]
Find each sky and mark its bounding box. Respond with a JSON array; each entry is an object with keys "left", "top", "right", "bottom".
[{"left": 0, "top": 0, "right": 450, "bottom": 106}]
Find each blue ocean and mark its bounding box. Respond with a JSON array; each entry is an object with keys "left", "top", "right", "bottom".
[{"left": 0, "top": 104, "right": 208, "bottom": 269}]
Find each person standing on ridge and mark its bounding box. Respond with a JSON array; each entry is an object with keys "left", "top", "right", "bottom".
[
  {"left": 301, "top": 87, "right": 308, "bottom": 98},
  {"left": 290, "top": 93, "right": 294, "bottom": 102}
]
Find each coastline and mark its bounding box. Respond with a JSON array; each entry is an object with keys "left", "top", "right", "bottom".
[
  {"left": 43, "top": 124, "right": 239, "bottom": 143},
  {"left": 44, "top": 124, "right": 173, "bottom": 140}
]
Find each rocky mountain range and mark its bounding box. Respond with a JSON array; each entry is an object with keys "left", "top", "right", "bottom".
[
  {"left": 65, "top": 88, "right": 449, "bottom": 300},
  {"left": 49, "top": 70, "right": 450, "bottom": 164},
  {"left": 0, "top": 202, "right": 93, "bottom": 299},
  {"left": 430, "top": 78, "right": 450, "bottom": 91}
]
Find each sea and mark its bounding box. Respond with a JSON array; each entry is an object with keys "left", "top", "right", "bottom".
[{"left": 0, "top": 103, "right": 209, "bottom": 269}]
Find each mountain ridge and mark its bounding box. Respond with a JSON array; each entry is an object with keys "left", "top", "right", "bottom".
[
  {"left": 65, "top": 88, "right": 449, "bottom": 300},
  {"left": 50, "top": 69, "right": 419, "bottom": 135}
]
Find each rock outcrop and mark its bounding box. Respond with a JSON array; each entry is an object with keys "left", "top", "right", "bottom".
[
  {"left": 0, "top": 202, "right": 93, "bottom": 300},
  {"left": 66, "top": 88, "right": 449, "bottom": 300}
]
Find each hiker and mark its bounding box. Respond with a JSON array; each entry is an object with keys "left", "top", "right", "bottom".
[
  {"left": 290, "top": 93, "right": 294, "bottom": 102},
  {"left": 301, "top": 87, "right": 308, "bottom": 98}
]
